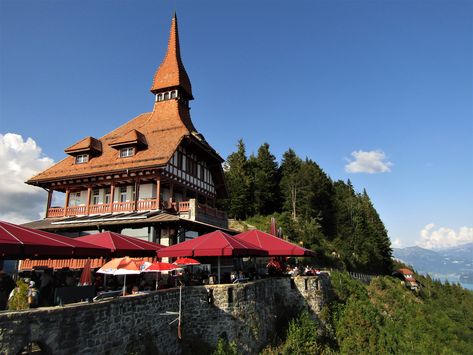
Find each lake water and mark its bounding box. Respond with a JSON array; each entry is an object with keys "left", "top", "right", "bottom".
[{"left": 461, "top": 283, "right": 473, "bottom": 291}]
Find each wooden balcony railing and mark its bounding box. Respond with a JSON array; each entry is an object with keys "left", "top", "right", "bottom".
[
  {"left": 46, "top": 198, "right": 226, "bottom": 220},
  {"left": 47, "top": 199, "right": 159, "bottom": 218},
  {"left": 113, "top": 201, "right": 136, "bottom": 213},
  {"left": 47, "top": 207, "right": 65, "bottom": 218},
  {"left": 136, "top": 199, "right": 157, "bottom": 211},
  {"left": 89, "top": 204, "right": 110, "bottom": 215}
]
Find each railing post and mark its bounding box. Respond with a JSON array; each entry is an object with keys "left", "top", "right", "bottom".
[
  {"left": 86, "top": 186, "right": 92, "bottom": 216},
  {"left": 134, "top": 178, "right": 140, "bottom": 211},
  {"left": 45, "top": 189, "right": 53, "bottom": 218},
  {"left": 110, "top": 183, "right": 115, "bottom": 213},
  {"left": 64, "top": 188, "right": 70, "bottom": 217},
  {"left": 156, "top": 176, "right": 161, "bottom": 210}
]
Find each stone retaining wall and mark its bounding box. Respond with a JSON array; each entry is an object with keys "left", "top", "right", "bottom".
[{"left": 0, "top": 275, "right": 330, "bottom": 354}]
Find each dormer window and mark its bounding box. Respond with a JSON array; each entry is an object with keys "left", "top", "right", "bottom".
[
  {"left": 75, "top": 154, "right": 89, "bottom": 164},
  {"left": 120, "top": 147, "right": 134, "bottom": 158},
  {"left": 155, "top": 90, "right": 178, "bottom": 102}
]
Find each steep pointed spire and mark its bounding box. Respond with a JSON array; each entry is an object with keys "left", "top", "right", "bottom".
[{"left": 151, "top": 13, "right": 193, "bottom": 99}]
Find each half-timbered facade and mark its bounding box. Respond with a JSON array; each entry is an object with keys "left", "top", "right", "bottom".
[{"left": 24, "top": 14, "right": 229, "bottom": 245}]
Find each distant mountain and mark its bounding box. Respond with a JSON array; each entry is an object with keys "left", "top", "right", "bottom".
[{"left": 393, "top": 243, "right": 473, "bottom": 285}]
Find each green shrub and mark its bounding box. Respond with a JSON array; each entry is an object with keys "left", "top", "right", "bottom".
[
  {"left": 282, "top": 312, "right": 320, "bottom": 355},
  {"left": 8, "top": 279, "right": 29, "bottom": 311}
]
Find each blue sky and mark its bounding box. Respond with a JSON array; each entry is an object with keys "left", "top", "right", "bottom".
[{"left": 1, "top": 0, "right": 472, "bottom": 249}]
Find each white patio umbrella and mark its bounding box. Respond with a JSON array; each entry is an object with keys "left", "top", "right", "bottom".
[{"left": 97, "top": 257, "right": 141, "bottom": 296}]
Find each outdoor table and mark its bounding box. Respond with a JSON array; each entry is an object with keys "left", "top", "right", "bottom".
[{"left": 232, "top": 277, "right": 249, "bottom": 284}]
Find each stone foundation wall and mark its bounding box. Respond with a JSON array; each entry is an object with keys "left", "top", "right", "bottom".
[{"left": 0, "top": 275, "right": 330, "bottom": 355}]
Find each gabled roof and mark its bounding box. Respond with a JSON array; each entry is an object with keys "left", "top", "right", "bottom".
[
  {"left": 64, "top": 136, "right": 102, "bottom": 155},
  {"left": 109, "top": 129, "right": 147, "bottom": 149},
  {"left": 151, "top": 13, "right": 193, "bottom": 99},
  {"left": 26, "top": 14, "right": 225, "bottom": 195},
  {"left": 27, "top": 100, "right": 190, "bottom": 183},
  {"left": 397, "top": 268, "right": 414, "bottom": 275}
]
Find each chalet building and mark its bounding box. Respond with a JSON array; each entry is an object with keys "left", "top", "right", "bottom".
[
  {"left": 24, "top": 14, "right": 229, "bottom": 246},
  {"left": 393, "top": 268, "right": 419, "bottom": 291}
]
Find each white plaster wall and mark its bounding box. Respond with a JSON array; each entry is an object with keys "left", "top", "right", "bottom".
[{"left": 140, "top": 183, "right": 155, "bottom": 199}]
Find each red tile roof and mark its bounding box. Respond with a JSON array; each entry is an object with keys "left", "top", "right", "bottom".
[
  {"left": 109, "top": 129, "right": 147, "bottom": 149},
  {"left": 27, "top": 14, "right": 225, "bottom": 195},
  {"left": 64, "top": 136, "right": 102, "bottom": 155},
  {"left": 151, "top": 14, "right": 193, "bottom": 99},
  {"left": 397, "top": 268, "right": 414, "bottom": 275},
  {"left": 27, "top": 101, "right": 191, "bottom": 183}
]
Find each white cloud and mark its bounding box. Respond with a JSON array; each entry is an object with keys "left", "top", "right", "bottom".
[
  {"left": 417, "top": 224, "right": 473, "bottom": 250},
  {"left": 0, "top": 133, "right": 54, "bottom": 223},
  {"left": 345, "top": 150, "right": 393, "bottom": 174},
  {"left": 391, "top": 238, "right": 402, "bottom": 248}
]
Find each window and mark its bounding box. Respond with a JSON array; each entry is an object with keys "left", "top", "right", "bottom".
[
  {"left": 104, "top": 188, "right": 111, "bottom": 204},
  {"left": 164, "top": 92, "right": 170, "bottom": 100},
  {"left": 120, "top": 186, "right": 127, "bottom": 202},
  {"left": 92, "top": 189, "right": 100, "bottom": 205},
  {"left": 171, "top": 90, "right": 177, "bottom": 99},
  {"left": 70, "top": 192, "right": 81, "bottom": 206},
  {"left": 177, "top": 151, "right": 183, "bottom": 169},
  {"left": 75, "top": 154, "right": 88, "bottom": 164},
  {"left": 131, "top": 185, "right": 136, "bottom": 201},
  {"left": 120, "top": 147, "right": 134, "bottom": 158}
]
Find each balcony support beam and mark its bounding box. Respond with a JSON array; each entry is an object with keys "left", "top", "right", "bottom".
[
  {"left": 110, "top": 183, "right": 115, "bottom": 213},
  {"left": 134, "top": 178, "right": 140, "bottom": 211},
  {"left": 86, "top": 186, "right": 92, "bottom": 215},
  {"left": 45, "top": 189, "right": 53, "bottom": 218},
  {"left": 156, "top": 176, "right": 161, "bottom": 210},
  {"left": 64, "top": 189, "right": 70, "bottom": 217}
]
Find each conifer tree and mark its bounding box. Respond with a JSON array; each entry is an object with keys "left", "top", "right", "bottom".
[
  {"left": 251, "top": 143, "right": 280, "bottom": 215},
  {"left": 279, "top": 149, "right": 304, "bottom": 220},
  {"left": 224, "top": 139, "right": 251, "bottom": 219}
]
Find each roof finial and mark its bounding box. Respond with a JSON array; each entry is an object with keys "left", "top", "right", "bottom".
[{"left": 150, "top": 13, "right": 193, "bottom": 99}]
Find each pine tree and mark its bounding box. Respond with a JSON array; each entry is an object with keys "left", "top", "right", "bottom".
[
  {"left": 224, "top": 139, "right": 251, "bottom": 219},
  {"left": 251, "top": 143, "right": 280, "bottom": 215},
  {"left": 279, "top": 149, "right": 303, "bottom": 220}
]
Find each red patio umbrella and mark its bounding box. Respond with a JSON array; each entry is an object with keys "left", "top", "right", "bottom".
[
  {"left": 142, "top": 261, "right": 182, "bottom": 290},
  {"left": 173, "top": 258, "right": 201, "bottom": 266},
  {"left": 79, "top": 259, "right": 92, "bottom": 286},
  {"left": 157, "top": 230, "right": 267, "bottom": 258},
  {"left": 235, "top": 229, "right": 316, "bottom": 256},
  {"left": 0, "top": 220, "right": 109, "bottom": 259},
  {"left": 158, "top": 230, "right": 267, "bottom": 284},
  {"left": 143, "top": 261, "right": 180, "bottom": 272},
  {"left": 76, "top": 231, "right": 164, "bottom": 257}
]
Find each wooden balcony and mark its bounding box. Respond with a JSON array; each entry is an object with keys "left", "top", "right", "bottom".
[
  {"left": 46, "top": 199, "right": 226, "bottom": 225},
  {"left": 47, "top": 199, "right": 160, "bottom": 218}
]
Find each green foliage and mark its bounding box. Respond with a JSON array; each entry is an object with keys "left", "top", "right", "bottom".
[
  {"left": 8, "top": 279, "right": 29, "bottom": 311},
  {"left": 224, "top": 139, "right": 252, "bottom": 219},
  {"left": 282, "top": 312, "right": 320, "bottom": 355},
  {"left": 263, "top": 272, "right": 473, "bottom": 354},
  {"left": 212, "top": 336, "right": 238, "bottom": 355},
  {"left": 225, "top": 141, "right": 393, "bottom": 274},
  {"left": 248, "top": 143, "right": 281, "bottom": 215}
]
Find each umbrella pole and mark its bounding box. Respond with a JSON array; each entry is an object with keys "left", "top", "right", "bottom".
[
  {"left": 178, "top": 283, "right": 182, "bottom": 339},
  {"left": 123, "top": 274, "right": 126, "bottom": 296},
  {"left": 217, "top": 256, "right": 221, "bottom": 284}
]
